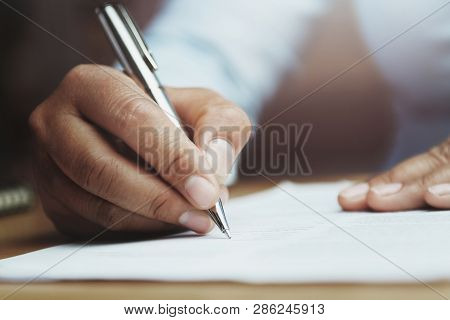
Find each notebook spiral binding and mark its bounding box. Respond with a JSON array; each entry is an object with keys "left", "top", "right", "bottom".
[{"left": 0, "top": 184, "right": 34, "bottom": 217}]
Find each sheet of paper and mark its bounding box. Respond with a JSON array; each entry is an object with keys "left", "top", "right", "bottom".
[{"left": 1, "top": 181, "right": 449, "bottom": 283}]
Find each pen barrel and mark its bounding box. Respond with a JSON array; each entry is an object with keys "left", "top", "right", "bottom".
[
  {"left": 140, "top": 73, "right": 182, "bottom": 129},
  {"left": 96, "top": 3, "right": 181, "bottom": 128},
  {"left": 96, "top": 3, "right": 230, "bottom": 236}
]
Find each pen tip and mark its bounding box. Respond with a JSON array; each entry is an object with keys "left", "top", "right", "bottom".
[{"left": 224, "top": 229, "right": 231, "bottom": 239}]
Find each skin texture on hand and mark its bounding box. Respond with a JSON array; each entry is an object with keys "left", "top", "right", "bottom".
[
  {"left": 339, "top": 137, "right": 450, "bottom": 211},
  {"left": 29, "top": 64, "right": 251, "bottom": 239}
]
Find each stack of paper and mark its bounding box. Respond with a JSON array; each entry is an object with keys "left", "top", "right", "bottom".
[{"left": 1, "top": 181, "right": 449, "bottom": 283}]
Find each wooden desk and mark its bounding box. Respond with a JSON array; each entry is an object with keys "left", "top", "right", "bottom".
[{"left": 1, "top": 178, "right": 449, "bottom": 299}]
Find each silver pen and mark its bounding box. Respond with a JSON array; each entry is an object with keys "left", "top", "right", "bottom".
[{"left": 96, "top": 2, "right": 231, "bottom": 238}]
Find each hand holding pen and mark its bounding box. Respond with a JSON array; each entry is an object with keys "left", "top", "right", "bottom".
[
  {"left": 27, "top": 13, "right": 251, "bottom": 238},
  {"left": 96, "top": 3, "right": 240, "bottom": 238}
]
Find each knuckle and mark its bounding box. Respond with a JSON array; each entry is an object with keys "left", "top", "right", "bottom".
[
  {"left": 89, "top": 198, "right": 123, "bottom": 231},
  {"left": 386, "top": 169, "right": 398, "bottom": 183},
  {"left": 86, "top": 196, "right": 107, "bottom": 225},
  {"left": 100, "top": 211, "right": 119, "bottom": 230},
  {"left": 421, "top": 165, "right": 450, "bottom": 188},
  {"left": 59, "top": 64, "right": 95, "bottom": 102},
  {"left": 164, "top": 147, "right": 196, "bottom": 178},
  {"left": 146, "top": 191, "right": 171, "bottom": 221},
  {"left": 369, "top": 172, "right": 392, "bottom": 186},
  {"left": 427, "top": 139, "right": 450, "bottom": 166},
  {"left": 77, "top": 153, "right": 119, "bottom": 195},
  {"left": 109, "top": 215, "right": 135, "bottom": 231},
  {"left": 104, "top": 214, "right": 124, "bottom": 231},
  {"left": 28, "top": 106, "right": 46, "bottom": 140},
  {"left": 63, "top": 64, "right": 91, "bottom": 85},
  {"left": 419, "top": 174, "right": 432, "bottom": 189},
  {"left": 112, "top": 96, "right": 150, "bottom": 134}
]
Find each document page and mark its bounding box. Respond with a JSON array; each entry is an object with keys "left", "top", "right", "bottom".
[{"left": 1, "top": 181, "right": 449, "bottom": 283}]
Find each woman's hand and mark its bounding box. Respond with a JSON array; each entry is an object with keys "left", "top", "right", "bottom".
[
  {"left": 339, "top": 137, "right": 450, "bottom": 211},
  {"left": 29, "top": 64, "right": 251, "bottom": 238}
]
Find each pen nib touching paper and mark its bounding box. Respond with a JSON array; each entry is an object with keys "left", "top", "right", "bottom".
[{"left": 208, "top": 198, "right": 231, "bottom": 239}]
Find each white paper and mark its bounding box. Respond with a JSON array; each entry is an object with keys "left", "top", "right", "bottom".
[{"left": 1, "top": 181, "right": 449, "bottom": 283}]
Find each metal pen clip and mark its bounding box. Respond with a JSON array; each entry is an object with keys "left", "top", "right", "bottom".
[
  {"left": 96, "top": 3, "right": 157, "bottom": 74},
  {"left": 116, "top": 4, "right": 159, "bottom": 71}
]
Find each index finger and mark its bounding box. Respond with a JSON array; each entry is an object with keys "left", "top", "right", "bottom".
[{"left": 167, "top": 87, "right": 252, "bottom": 183}]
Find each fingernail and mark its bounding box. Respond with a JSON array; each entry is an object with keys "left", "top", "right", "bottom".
[
  {"left": 185, "top": 175, "right": 218, "bottom": 209},
  {"left": 205, "top": 139, "right": 234, "bottom": 184},
  {"left": 339, "top": 183, "right": 369, "bottom": 199},
  {"left": 179, "top": 211, "right": 214, "bottom": 233},
  {"left": 371, "top": 182, "right": 403, "bottom": 196},
  {"left": 428, "top": 183, "right": 450, "bottom": 196}
]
